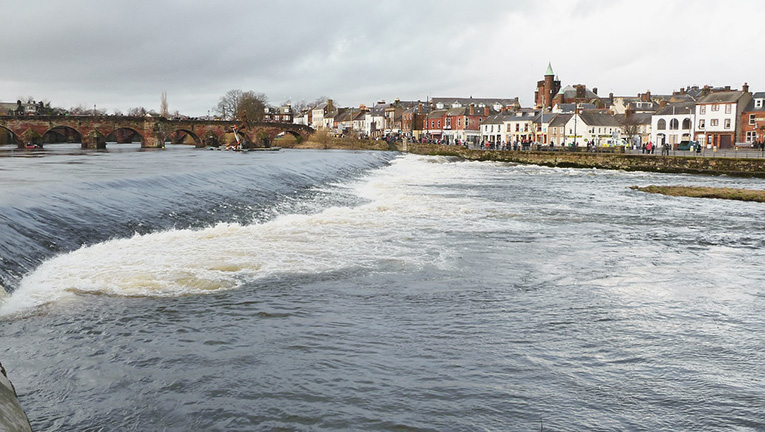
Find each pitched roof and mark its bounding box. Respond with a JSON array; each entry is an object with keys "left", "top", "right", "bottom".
[
  {"left": 697, "top": 91, "right": 748, "bottom": 104},
  {"left": 578, "top": 111, "right": 621, "bottom": 127},
  {"left": 482, "top": 113, "right": 506, "bottom": 125},
  {"left": 655, "top": 101, "right": 696, "bottom": 116},
  {"left": 743, "top": 99, "right": 765, "bottom": 113},
  {"left": 431, "top": 97, "right": 519, "bottom": 108},
  {"left": 549, "top": 114, "right": 572, "bottom": 127},
  {"left": 534, "top": 113, "right": 558, "bottom": 124},
  {"left": 556, "top": 85, "right": 599, "bottom": 99}
]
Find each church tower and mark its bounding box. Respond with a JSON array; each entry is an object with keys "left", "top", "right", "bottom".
[{"left": 535, "top": 62, "right": 561, "bottom": 110}]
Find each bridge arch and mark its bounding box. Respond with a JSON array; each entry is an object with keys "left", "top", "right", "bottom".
[
  {"left": 105, "top": 127, "right": 144, "bottom": 145},
  {"left": 166, "top": 128, "right": 201, "bottom": 145},
  {"left": 0, "top": 126, "right": 18, "bottom": 145},
  {"left": 43, "top": 126, "right": 82, "bottom": 144}
]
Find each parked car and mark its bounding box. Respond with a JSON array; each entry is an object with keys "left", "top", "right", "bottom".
[{"left": 677, "top": 140, "right": 698, "bottom": 151}]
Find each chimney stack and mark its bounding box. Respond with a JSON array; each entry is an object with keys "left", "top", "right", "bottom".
[
  {"left": 743, "top": 82, "right": 750, "bottom": 93},
  {"left": 469, "top": 104, "right": 475, "bottom": 116},
  {"left": 593, "top": 87, "right": 598, "bottom": 95},
  {"left": 484, "top": 106, "right": 490, "bottom": 116}
]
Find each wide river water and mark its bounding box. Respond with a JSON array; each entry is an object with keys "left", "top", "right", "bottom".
[{"left": 0, "top": 144, "right": 763, "bottom": 431}]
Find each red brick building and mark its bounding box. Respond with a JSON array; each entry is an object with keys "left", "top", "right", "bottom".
[{"left": 740, "top": 91, "right": 765, "bottom": 145}]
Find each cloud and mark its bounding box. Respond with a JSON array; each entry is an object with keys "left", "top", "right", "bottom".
[{"left": 2, "top": 0, "right": 763, "bottom": 115}]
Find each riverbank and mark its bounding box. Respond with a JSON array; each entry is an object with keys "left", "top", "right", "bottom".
[{"left": 404, "top": 143, "right": 765, "bottom": 178}]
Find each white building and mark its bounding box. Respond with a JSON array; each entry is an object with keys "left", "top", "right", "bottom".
[
  {"left": 694, "top": 88, "right": 752, "bottom": 149},
  {"left": 562, "top": 111, "right": 623, "bottom": 146},
  {"left": 651, "top": 102, "right": 695, "bottom": 147}
]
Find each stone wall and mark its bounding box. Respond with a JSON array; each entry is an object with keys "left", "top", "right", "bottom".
[
  {"left": 404, "top": 144, "right": 765, "bottom": 178},
  {"left": 0, "top": 362, "right": 32, "bottom": 432}
]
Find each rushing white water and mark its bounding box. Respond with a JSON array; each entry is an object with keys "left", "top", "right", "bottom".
[{"left": 1, "top": 155, "right": 477, "bottom": 314}]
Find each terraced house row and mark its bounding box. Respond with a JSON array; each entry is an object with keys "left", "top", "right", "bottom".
[{"left": 293, "top": 63, "right": 765, "bottom": 149}]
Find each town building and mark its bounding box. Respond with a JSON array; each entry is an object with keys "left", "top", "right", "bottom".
[
  {"left": 651, "top": 102, "right": 695, "bottom": 148},
  {"left": 548, "top": 114, "right": 572, "bottom": 146},
  {"left": 562, "top": 111, "right": 623, "bottom": 147},
  {"left": 535, "top": 63, "right": 561, "bottom": 110},
  {"left": 363, "top": 103, "right": 386, "bottom": 139},
  {"left": 310, "top": 99, "right": 336, "bottom": 130},
  {"left": 694, "top": 85, "right": 752, "bottom": 149},
  {"left": 503, "top": 109, "right": 540, "bottom": 144},
  {"left": 534, "top": 113, "right": 558, "bottom": 144},
  {"left": 740, "top": 92, "right": 765, "bottom": 145},
  {"left": 264, "top": 104, "right": 294, "bottom": 123},
  {"left": 480, "top": 112, "right": 508, "bottom": 145}
]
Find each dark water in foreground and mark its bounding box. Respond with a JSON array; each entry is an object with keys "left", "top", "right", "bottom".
[{"left": 1, "top": 144, "right": 764, "bottom": 431}]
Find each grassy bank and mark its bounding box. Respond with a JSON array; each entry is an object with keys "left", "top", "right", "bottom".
[{"left": 631, "top": 185, "right": 765, "bottom": 202}]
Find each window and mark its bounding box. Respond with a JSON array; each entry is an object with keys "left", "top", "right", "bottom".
[
  {"left": 698, "top": 119, "right": 705, "bottom": 129},
  {"left": 700, "top": 106, "right": 706, "bottom": 114},
  {"left": 711, "top": 119, "right": 718, "bottom": 127},
  {"left": 725, "top": 119, "right": 731, "bottom": 129},
  {"left": 670, "top": 119, "right": 679, "bottom": 130},
  {"left": 515, "top": 124, "right": 520, "bottom": 132},
  {"left": 756, "top": 99, "right": 764, "bottom": 109},
  {"left": 725, "top": 104, "right": 732, "bottom": 114},
  {"left": 711, "top": 104, "right": 719, "bottom": 111},
  {"left": 746, "top": 131, "right": 757, "bottom": 142},
  {"left": 682, "top": 118, "right": 691, "bottom": 130},
  {"left": 437, "top": 120, "right": 441, "bottom": 128},
  {"left": 750, "top": 114, "right": 756, "bottom": 125},
  {"left": 658, "top": 119, "right": 666, "bottom": 130}
]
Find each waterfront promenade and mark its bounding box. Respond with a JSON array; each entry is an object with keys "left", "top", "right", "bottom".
[{"left": 404, "top": 143, "right": 765, "bottom": 178}]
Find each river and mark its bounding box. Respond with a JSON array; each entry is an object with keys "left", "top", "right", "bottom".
[{"left": 0, "top": 144, "right": 763, "bottom": 431}]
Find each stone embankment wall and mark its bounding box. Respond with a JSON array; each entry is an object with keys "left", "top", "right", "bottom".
[
  {"left": 0, "top": 362, "right": 32, "bottom": 432},
  {"left": 404, "top": 144, "right": 765, "bottom": 178}
]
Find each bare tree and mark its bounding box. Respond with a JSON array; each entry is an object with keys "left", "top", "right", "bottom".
[
  {"left": 127, "top": 106, "right": 147, "bottom": 117},
  {"left": 621, "top": 112, "right": 640, "bottom": 145},
  {"left": 216, "top": 89, "right": 268, "bottom": 125},
  {"left": 216, "top": 89, "right": 244, "bottom": 120},
  {"left": 160, "top": 91, "right": 169, "bottom": 118}
]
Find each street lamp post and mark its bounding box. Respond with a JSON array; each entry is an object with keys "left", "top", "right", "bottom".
[{"left": 573, "top": 107, "right": 578, "bottom": 150}]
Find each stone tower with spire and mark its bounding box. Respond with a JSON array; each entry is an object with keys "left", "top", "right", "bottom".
[{"left": 535, "top": 62, "right": 561, "bottom": 110}]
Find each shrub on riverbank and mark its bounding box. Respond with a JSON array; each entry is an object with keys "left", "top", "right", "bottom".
[{"left": 278, "top": 131, "right": 393, "bottom": 151}]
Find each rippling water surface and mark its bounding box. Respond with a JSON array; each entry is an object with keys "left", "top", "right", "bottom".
[{"left": 1, "top": 144, "right": 764, "bottom": 431}]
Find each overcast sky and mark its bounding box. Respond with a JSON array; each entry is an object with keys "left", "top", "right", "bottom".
[{"left": 3, "top": 0, "right": 762, "bottom": 116}]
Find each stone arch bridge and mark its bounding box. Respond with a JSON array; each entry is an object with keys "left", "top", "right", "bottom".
[{"left": 0, "top": 116, "right": 314, "bottom": 149}]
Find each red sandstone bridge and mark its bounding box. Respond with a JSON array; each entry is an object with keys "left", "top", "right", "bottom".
[{"left": 0, "top": 115, "right": 314, "bottom": 149}]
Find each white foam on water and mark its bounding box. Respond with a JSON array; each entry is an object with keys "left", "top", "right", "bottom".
[{"left": 1, "top": 154, "right": 500, "bottom": 316}]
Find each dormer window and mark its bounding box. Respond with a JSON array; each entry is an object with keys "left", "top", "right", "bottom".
[{"left": 756, "top": 99, "right": 764, "bottom": 109}]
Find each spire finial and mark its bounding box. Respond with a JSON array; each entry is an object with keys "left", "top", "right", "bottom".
[{"left": 545, "top": 62, "right": 554, "bottom": 76}]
